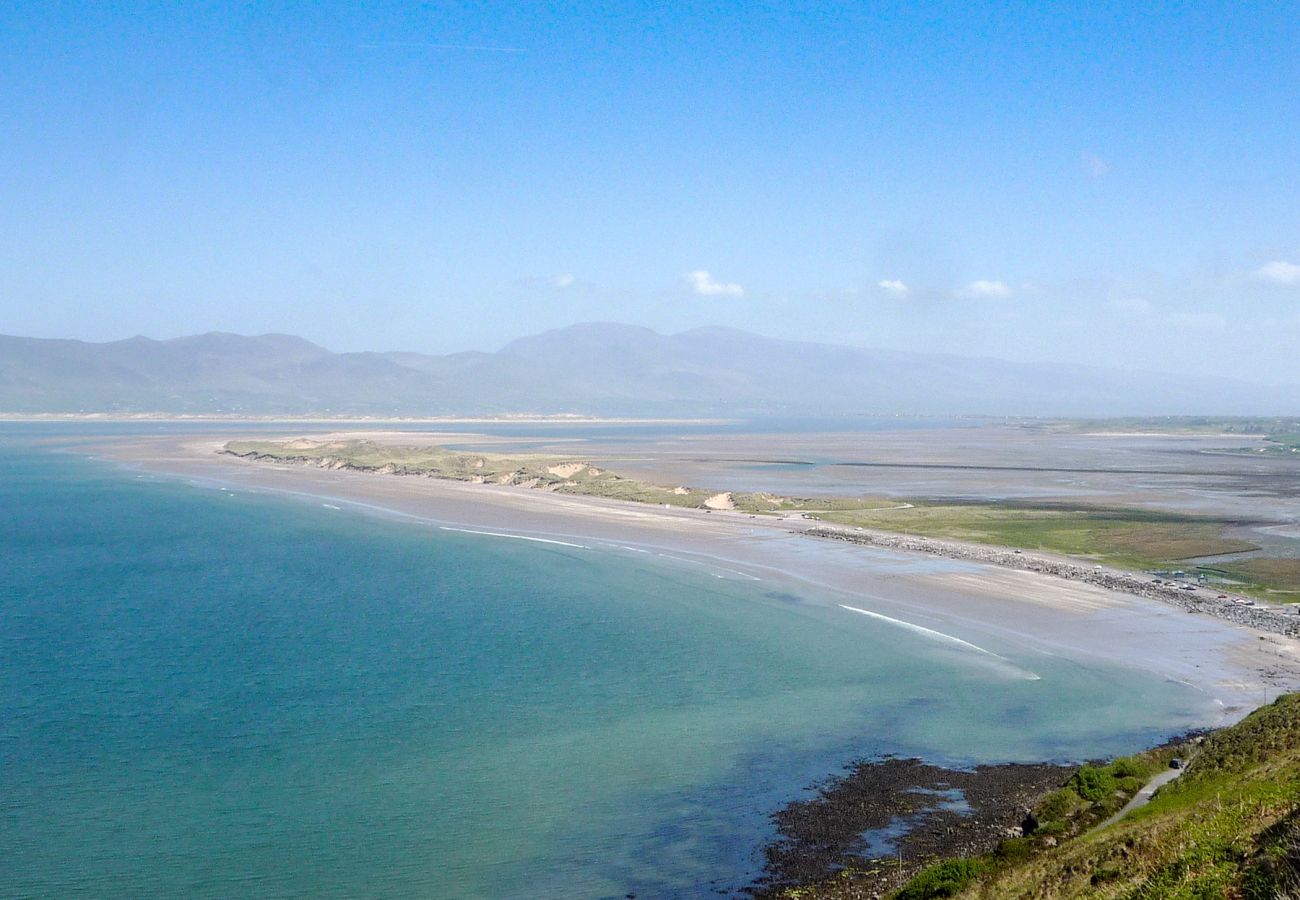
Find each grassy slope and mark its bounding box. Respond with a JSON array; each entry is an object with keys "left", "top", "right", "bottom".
[
  {"left": 883, "top": 694, "right": 1300, "bottom": 900},
  {"left": 794, "top": 747, "right": 1190, "bottom": 900},
  {"left": 223, "top": 439, "right": 1298, "bottom": 600}
]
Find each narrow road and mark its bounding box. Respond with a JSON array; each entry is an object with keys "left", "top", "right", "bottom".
[{"left": 1093, "top": 766, "right": 1186, "bottom": 832}]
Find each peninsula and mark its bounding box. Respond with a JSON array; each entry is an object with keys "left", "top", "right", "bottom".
[{"left": 223, "top": 437, "right": 1300, "bottom": 618}]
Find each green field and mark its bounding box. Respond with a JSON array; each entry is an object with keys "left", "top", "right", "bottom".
[
  {"left": 811, "top": 502, "right": 1255, "bottom": 571},
  {"left": 804, "top": 501, "right": 1300, "bottom": 601},
  {"left": 1219, "top": 558, "right": 1300, "bottom": 599}
]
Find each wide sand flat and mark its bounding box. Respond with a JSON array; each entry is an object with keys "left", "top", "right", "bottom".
[{"left": 96, "top": 432, "right": 1300, "bottom": 724}]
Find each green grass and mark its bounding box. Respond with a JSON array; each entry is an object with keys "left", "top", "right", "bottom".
[
  {"left": 1219, "top": 558, "right": 1300, "bottom": 600},
  {"left": 789, "top": 743, "right": 1192, "bottom": 900},
  {"left": 812, "top": 502, "right": 1299, "bottom": 602},
  {"left": 873, "top": 694, "right": 1300, "bottom": 900},
  {"left": 892, "top": 859, "right": 992, "bottom": 899},
  {"left": 225, "top": 438, "right": 537, "bottom": 481},
  {"left": 224, "top": 439, "right": 728, "bottom": 510},
  {"left": 812, "top": 502, "right": 1256, "bottom": 572},
  {"left": 733, "top": 495, "right": 906, "bottom": 513},
  {"left": 224, "top": 440, "right": 915, "bottom": 516}
]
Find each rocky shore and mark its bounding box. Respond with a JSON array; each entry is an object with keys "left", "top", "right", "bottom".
[
  {"left": 804, "top": 526, "right": 1300, "bottom": 638},
  {"left": 748, "top": 757, "right": 1076, "bottom": 899}
]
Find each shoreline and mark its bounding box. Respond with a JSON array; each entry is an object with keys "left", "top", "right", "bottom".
[
  {"left": 218, "top": 437, "right": 1300, "bottom": 638},
  {"left": 0, "top": 412, "right": 733, "bottom": 425},
  {"left": 92, "top": 434, "right": 1300, "bottom": 715},
  {"left": 804, "top": 526, "right": 1300, "bottom": 638},
  {"left": 751, "top": 755, "right": 1081, "bottom": 897}
]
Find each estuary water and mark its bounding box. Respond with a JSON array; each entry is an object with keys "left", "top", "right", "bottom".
[{"left": 1, "top": 427, "right": 1209, "bottom": 898}]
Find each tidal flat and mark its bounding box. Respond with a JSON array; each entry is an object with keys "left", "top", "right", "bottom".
[{"left": 220, "top": 422, "right": 1300, "bottom": 601}]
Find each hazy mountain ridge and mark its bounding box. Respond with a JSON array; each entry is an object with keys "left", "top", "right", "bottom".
[{"left": 0, "top": 324, "right": 1292, "bottom": 416}]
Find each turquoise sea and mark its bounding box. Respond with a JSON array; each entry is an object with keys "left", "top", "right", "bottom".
[{"left": 1, "top": 426, "right": 1207, "bottom": 898}]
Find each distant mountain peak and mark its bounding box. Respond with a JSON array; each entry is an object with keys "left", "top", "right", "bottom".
[
  {"left": 499, "top": 321, "right": 664, "bottom": 355},
  {"left": 0, "top": 325, "right": 1293, "bottom": 416},
  {"left": 167, "top": 331, "right": 330, "bottom": 352}
]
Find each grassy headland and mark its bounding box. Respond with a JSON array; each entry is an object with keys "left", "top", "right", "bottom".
[
  {"left": 222, "top": 439, "right": 1299, "bottom": 601},
  {"left": 856, "top": 693, "right": 1300, "bottom": 900},
  {"left": 778, "top": 737, "right": 1196, "bottom": 899}
]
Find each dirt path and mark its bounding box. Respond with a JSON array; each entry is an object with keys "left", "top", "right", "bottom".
[{"left": 1093, "top": 766, "right": 1186, "bottom": 831}]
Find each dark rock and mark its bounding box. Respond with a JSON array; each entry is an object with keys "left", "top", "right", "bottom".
[{"left": 748, "top": 757, "right": 1074, "bottom": 898}]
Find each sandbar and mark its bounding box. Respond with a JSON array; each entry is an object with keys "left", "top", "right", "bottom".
[{"left": 94, "top": 432, "right": 1300, "bottom": 726}]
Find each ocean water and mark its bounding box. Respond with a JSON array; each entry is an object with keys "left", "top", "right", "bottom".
[{"left": 1, "top": 429, "right": 1207, "bottom": 898}]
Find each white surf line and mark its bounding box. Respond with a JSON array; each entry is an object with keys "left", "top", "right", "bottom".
[
  {"left": 655, "top": 551, "right": 762, "bottom": 581},
  {"left": 593, "top": 541, "right": 652, "bottom": 554},
  {"left": 438, "top": 525, "right": 589, "bottom": 550},
  {"left": 839, "top": 604, "right": 1039, "bottom": 679},
  {"left": 155, "top": 472, "right": 601, "bottom": 552},
  {"left": 840, "top": 604, "right": 1010, "bottom": 659}
]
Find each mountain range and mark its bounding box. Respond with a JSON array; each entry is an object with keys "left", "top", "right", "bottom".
[{"left": 0, "top": 323, "right": 1293, "bottom": 417}]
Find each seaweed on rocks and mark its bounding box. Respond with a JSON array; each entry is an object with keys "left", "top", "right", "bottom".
[{"left": 748, "top": 756, "right": 1074, "bottom": 898}]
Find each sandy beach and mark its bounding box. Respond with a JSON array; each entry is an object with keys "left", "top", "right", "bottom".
[{"left": 87, "top": 431, "right": 1300, "bottom": 727}]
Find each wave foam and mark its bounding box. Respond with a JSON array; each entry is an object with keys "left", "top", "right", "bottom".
[
  {"left": 438, "top": 526, "right": 588, "bottom": 549},
  {"left": 839, "top": 604, "right": 1039, "bottom": 679}
]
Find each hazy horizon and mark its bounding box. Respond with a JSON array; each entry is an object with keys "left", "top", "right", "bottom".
[
  {"left": 8, "top": 320, "right": 1300, "bottom": 391},
  {"left": 3, "top": 4, "right": 1298, "bottom": 383}
]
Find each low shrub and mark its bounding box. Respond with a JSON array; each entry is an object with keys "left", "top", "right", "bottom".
[
  {"left": 1108, "top": 756, "right": 1146, "bottom": 779},
  {"left": 994, "top": 836, "right": 1036, "bottom": 864},
  {"left": 894, "top": 858, "right": 990, "bottom": 900},
  {"left": 1037, "top": 787, "right": 1082, "bottom": 821},
  {"left": 1071, "top": 764, "right": 1115, "bottom": 802}
]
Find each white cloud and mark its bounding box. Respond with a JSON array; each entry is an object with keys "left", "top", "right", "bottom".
[
  {"left": 877, "top": 279, "right": 910, "bottom": 296},
  {"left": 1254, "top": 260, "right": 1300, "bottom": 286},
  {"left": 1110, "top": 296, "right": 1152, "bottom": 315},
  {"left": 550, "top": 273, "right": 577, "bottom": 289},
  {"left": 1080, "top": 150, "right": 1111, "bottom": 178},
  {"left": 958, "top": 279, "right": 1012, "bottom": 299},
  {"left": 685, "top": 270, "right": 745, "bottom": 297}
]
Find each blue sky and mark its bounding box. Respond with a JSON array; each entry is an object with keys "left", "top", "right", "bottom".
[{"left": 1, "top": 2, "right": 1297, "bottom": 382}]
